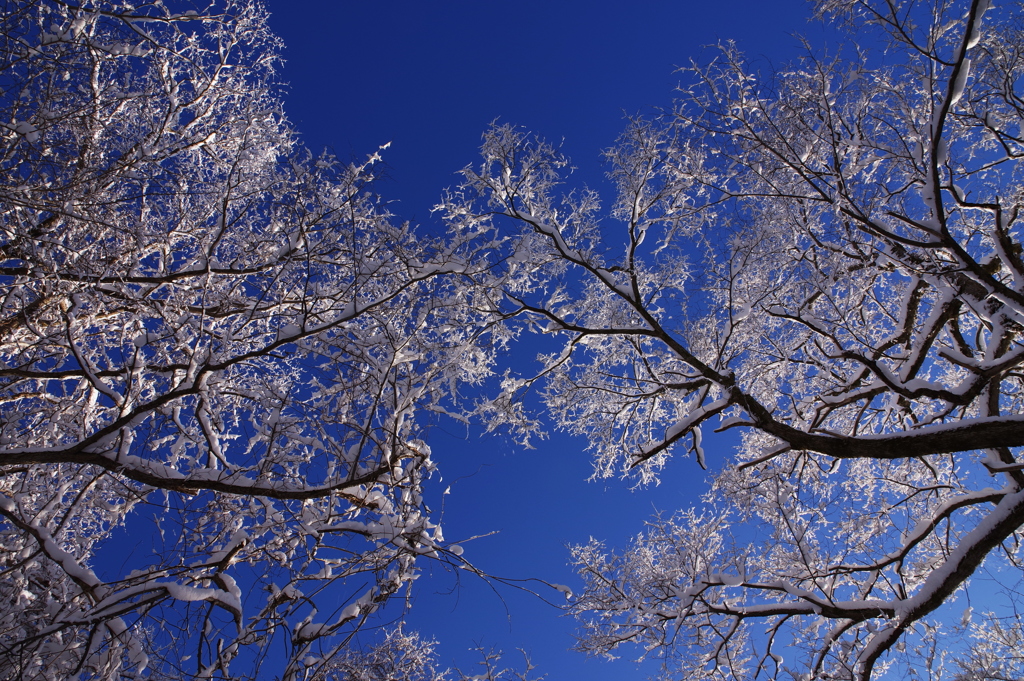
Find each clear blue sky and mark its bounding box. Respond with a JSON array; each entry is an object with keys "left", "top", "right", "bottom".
[{"left": 264, "top": 1, "right": 820, "bottom": 678}]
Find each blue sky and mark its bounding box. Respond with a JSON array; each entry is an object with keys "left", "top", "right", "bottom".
[{"left": 264, "top": 1, "right": 821, "bottom": 677}]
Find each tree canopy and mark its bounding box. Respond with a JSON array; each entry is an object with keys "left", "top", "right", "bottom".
[{"left": 2, "top": 0, "right": 1024, "bottom": 680}]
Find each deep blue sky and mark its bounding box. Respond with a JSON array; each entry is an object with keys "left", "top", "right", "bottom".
[{"left": 264, "top": 1, "right": 821, "bottom": 678}]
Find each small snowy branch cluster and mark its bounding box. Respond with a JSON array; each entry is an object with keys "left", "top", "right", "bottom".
[
  {"left": 0, "top": 2, "right": 491, "bottom": 679},
  {"left": 310, "top": 629, "right": 544, "bottom": 681},
  {"left": 442, "top": 0, "right": 1024, "bottom": 678}
]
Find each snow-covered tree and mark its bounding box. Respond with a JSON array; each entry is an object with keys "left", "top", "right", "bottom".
[
  {"left": 315, "top": 628, "right": 450, "bottom": 681},
  {"left": 442, "top": 0, "right": 1024, "bottom": 678},
  {"left": 952, "top": 612, "right": 1024, "bottom": 680},
  {"left": 453, "top": 647, "right": 544, "bottom": 681},
  {"left": 314, "top": 630, "right": 545, "bottom": 681},
  {"left": 0, "top": 1, "right": 489, "bottom": 679}
]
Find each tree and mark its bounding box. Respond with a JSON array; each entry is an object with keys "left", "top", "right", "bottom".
[
  {"left": 313, "top": 629, "right": 546, "bottom": 681},
  {"left": 314, "top": 628, "right": 450, "bottom": 681},
  {"left": 452, "top": 647, "right": 544, "bottom": 681},
  {"left": 952, "top": 612, "right": 1024, "bottom": 680},
  {"left": 441, "top": 0, "right": 1024, "bottom": 678},
  {"left": 0, "top": 1, "right": 488, "bottom": 678}
]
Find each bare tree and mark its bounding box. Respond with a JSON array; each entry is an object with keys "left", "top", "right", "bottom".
[
  {"left": 0, "top": 1, "right": 489, "bottom": 679},
  {"left": 441, "top": 0, "right": 1024, "bottom": 678}
]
